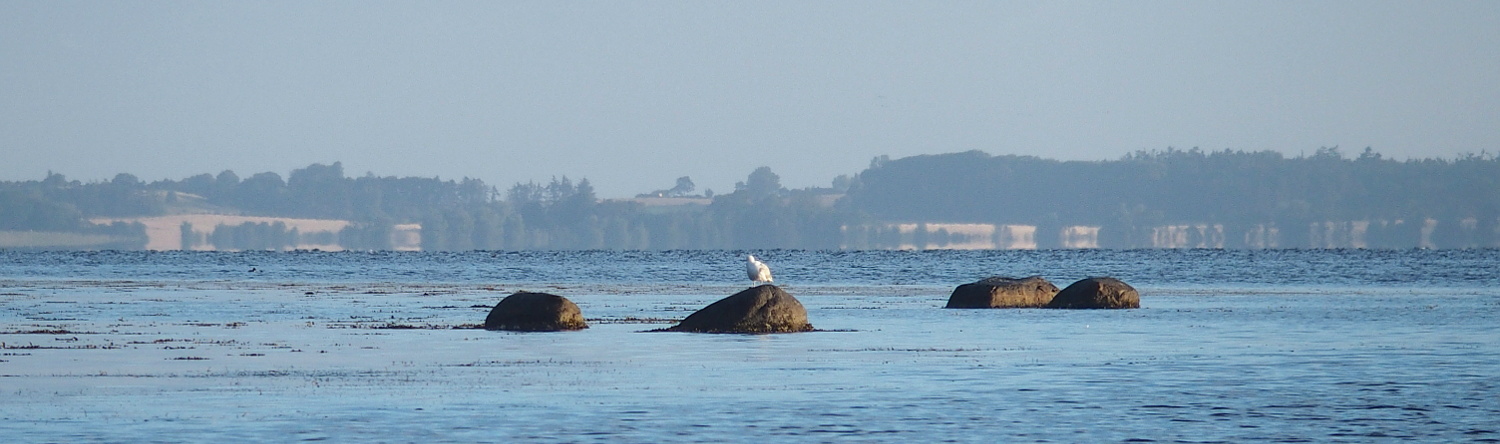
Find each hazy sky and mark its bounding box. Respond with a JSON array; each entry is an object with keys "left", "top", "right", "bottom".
[{"left": 3, "top": 1, "right": 1497, "bottom": 198}]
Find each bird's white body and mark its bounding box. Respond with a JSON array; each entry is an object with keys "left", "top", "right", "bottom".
[{"left": 746, "top": 255, "right": 773, "bottom": 282}]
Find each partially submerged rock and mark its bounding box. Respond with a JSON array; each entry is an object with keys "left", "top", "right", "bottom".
[
  {"left": 945, "top": 276, "right": 1059, "bottom": 308},
  {"left": 484, "top": 291, "right": 588, "bottom": 331},
  {"left": 1046, "top": 277, "right": 1140, "bottom": 309},
  {"left": 666, "top": 284, "right": 814, "bottom": 334}
]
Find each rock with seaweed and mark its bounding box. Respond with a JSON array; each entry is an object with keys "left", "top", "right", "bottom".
[
  {"left": 665, "top": 285, "right": 813, "bottom": 334},
  {"left": 1046, "top": 277, "right": 1140, "bottom": 309},
  {"left": 945, "top": 275, "right": 1059, "bottom": 308},
  {"left": 484, "top": 291, "right": 588, "bottom": 331}
]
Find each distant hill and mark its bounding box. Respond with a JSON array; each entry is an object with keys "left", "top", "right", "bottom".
[
  {"left": 5, "top": 149, "right": 1497, "bottom": 250},
  {"left": 845, "top": 148, "right": 1499, "bottom": 249}
]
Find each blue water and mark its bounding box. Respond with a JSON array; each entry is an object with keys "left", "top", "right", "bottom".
[
  {"left": 2, "top": 249, "right": 1498, "bottom": 442},
  {"left": 4, "top": 248, "right": 1497, "bottom": 288}
]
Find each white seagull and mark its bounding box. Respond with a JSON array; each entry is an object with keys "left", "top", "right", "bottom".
[{"left": 746, "top": 254, "right": 773, "bottom": 283}]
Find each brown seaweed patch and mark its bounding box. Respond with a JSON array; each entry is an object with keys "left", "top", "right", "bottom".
[
  {"left": 448, "top": 359, "right": 601, "bottom": 368},
  {"left": 588, "top": 316, "right": 682, "bottom": 325},
  {"left": 1, "top": 329, "right": 97, "bottom": 335},
  {"left": 330, "top": 322, "right": 485, "bottom": 330},
  {"left": 2, "top": 343, "right": 124, "bottom": 350},
  {"left": 180, "top": 322, "right": 248, "bottom": 328},
  {"left": 127, "top": 338, "right": 190, "bottom": 345},
  {"left": 645, "top": 327, "right": 834, "bottom": 334}
]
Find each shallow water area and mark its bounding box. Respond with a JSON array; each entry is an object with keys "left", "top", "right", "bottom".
[{"left": 3, "top": 250, "right": 1499, "bottom": 442}]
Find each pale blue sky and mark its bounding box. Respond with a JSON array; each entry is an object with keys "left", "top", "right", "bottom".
[{"left": 2, "top": 1, "right": 1496, "bottom": 197}]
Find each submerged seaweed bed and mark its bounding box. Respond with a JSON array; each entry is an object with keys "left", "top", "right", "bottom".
[{"left": 2, "top": 250, "right": 1499, "bottom": 442}]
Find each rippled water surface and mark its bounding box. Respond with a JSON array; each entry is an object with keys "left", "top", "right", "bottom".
[{"left": 2, "top": 250, "right": 1498, "bottom": 442}]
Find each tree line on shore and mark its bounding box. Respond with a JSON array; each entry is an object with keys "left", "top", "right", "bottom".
[
  {"left": 850, "top": 147, "right": 1499, "bottom": 249},
  {"left": 2, "top": 147, "right": 1497, "bottom": 250}
]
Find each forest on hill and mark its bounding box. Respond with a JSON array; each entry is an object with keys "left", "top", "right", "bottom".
[
  {"left": 2, "top": 148, "right": 1497, "bottom": 250},
  {"left": 850, "top": 148, "right": 1500, "bottom": 249}
]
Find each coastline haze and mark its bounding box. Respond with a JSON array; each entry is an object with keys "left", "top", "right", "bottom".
[{"left": 2, "top": 1, "right": 1497, "bottom": 198}]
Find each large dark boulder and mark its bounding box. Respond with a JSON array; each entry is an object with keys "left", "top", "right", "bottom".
[
  {"left": 484, "top": 291, "right": 588, "bottom": 331},
  {"left": 945, "top": 276, "right": 1059, "bottom": 308},
  {"left": 1046, "top": 277, "right": 1140, "bottom": 309},
  {"left": 666, "top": 285, "right": 814, "bottom": 334}
]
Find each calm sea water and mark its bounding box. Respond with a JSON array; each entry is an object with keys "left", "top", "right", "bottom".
[{"left": 2, "top": 249, "right": 1498, "bottom": 443}]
